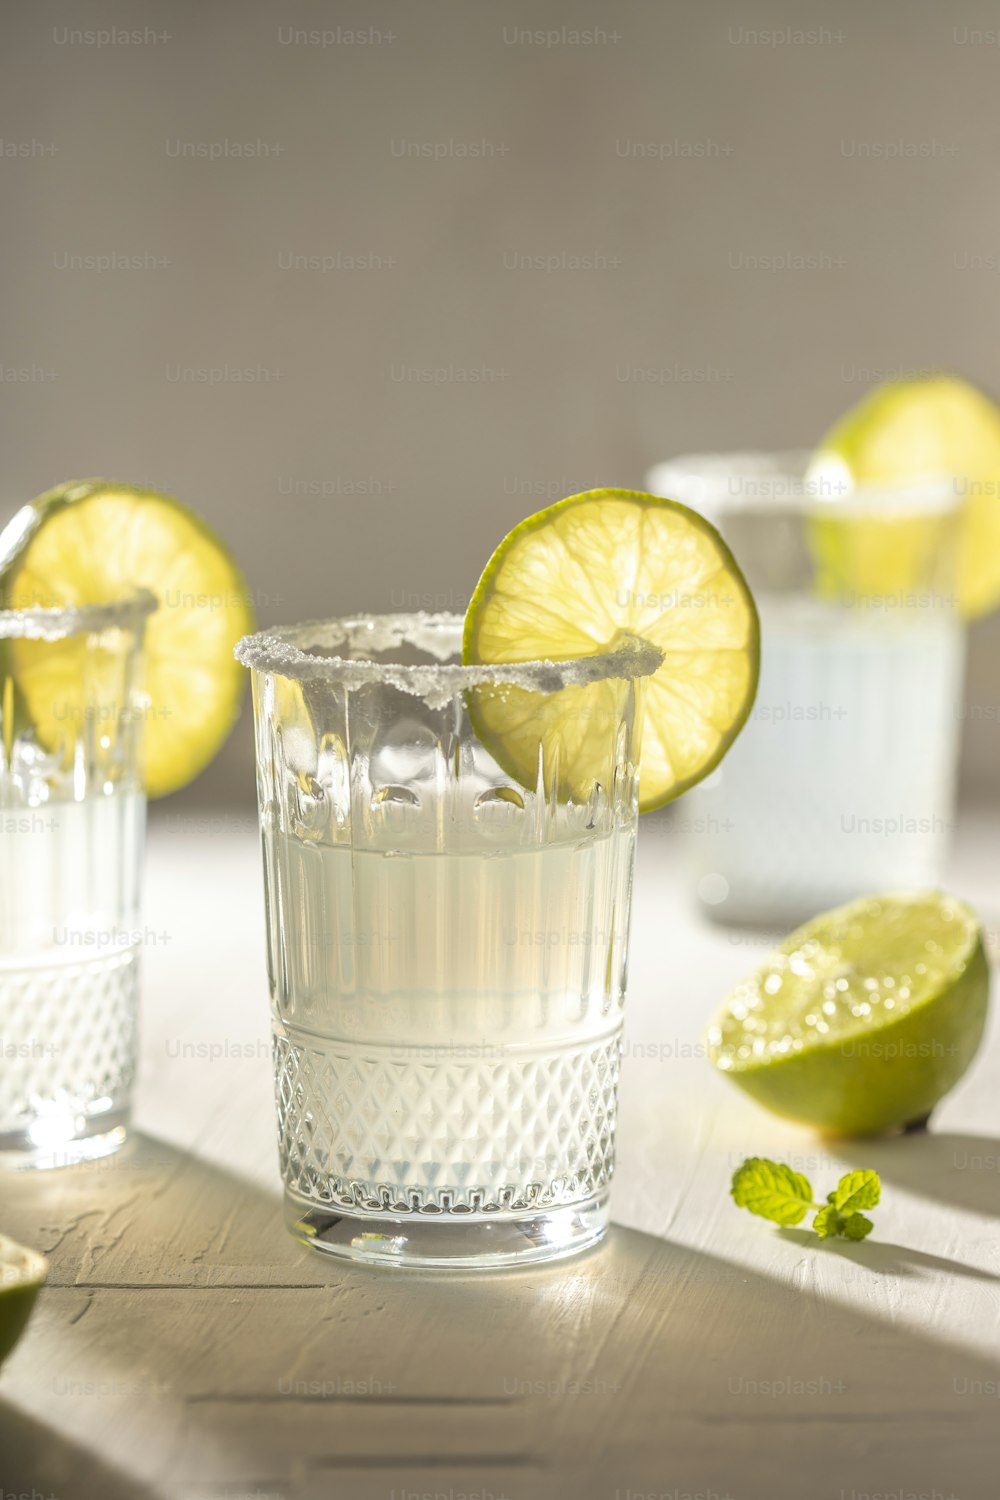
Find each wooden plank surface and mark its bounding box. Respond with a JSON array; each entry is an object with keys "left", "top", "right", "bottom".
[{"left": 2, "top": 808, "right": 999, "bottom": 1499}]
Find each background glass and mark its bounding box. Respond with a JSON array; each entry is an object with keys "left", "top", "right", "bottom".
[
  {"left": 0, "top": 594, "right": 154, "bottom": 1168},
  {"left": 649, "top": 452, "right": 965, "bottom": 926},
  {"left": 238, "top": 612, "right": 655, "bottom": 1269}
]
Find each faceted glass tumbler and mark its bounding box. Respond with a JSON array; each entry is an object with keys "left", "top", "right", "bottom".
[
  {"left": 649, "top": 452, "right": 965, "bottom": 926},
  {"left": 0, "top": 594, "right": 155, "bottom": 1168},
  {"left": 237, "top": 613, "right": 656, "bottom": 1269}
]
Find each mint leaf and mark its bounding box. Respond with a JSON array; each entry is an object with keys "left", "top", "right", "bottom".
[
  {"left": 812, "top": 1205, "right": 843, "bottom": 1239},
  {"left": 833, "top": 1170, "right": 881, "bottom": 1214},
  {"left": 813, "top": 1205, "right": 875, "bottom": 1240},
  {"left": 732, "top": 1159, "right": 883, "bottom": 1243},
  {"left": 731, "top": 1158, "right": 814, "bottom": 1226},
  {"left": 842, "top": 1212, "right": 874, "bottom": 1241}
]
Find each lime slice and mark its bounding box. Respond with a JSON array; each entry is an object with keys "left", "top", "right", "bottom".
[
  {"left": 707, "top": 892, "right": 990, "bottom": 1137},
  {"left": 806, "top": 502, "right": 956, "bottom": 605},
  {"left": 808, "top": 374, "right": 1000, "bottom": 618},
  {"left": 0, "top": 1233, "right": 47, "bottom": 1367},
  {"left": 463, "top": 489, "right": 759, "bottom": 811},
  {"left": 0, "top": 480, "right": 253, "bottom": 797}
]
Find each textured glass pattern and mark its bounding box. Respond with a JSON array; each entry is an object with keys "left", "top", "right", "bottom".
[
  {"left": 274, "top": 1025, "right": 621, "bottom": 1214},
  {"left": 0, "top": 951, "right": 138, "bottom": 1141}
]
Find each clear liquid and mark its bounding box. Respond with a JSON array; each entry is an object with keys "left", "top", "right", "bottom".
[
  {"left": 0, "top": 789, "right": 144, "bottom": 1160},
  {"left": 265, "top": 823, "right": 635, "bottom": 1214},
  {"left": 685, "top": 597, "right": 964, "bottom": 925}
]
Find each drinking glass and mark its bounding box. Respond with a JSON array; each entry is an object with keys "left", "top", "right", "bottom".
[
  {"left": 0, "top": 593, "right": 155, "bottom": 1168},
  {"left": 237, "top": 613, "right": 656, "bottom": 1269},
  {"left": 648, "top": 452, "right": 965, "bottom": 926}
]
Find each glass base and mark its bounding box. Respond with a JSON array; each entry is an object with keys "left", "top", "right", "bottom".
[
  {"left": 285, "top": 1189, "right": 610, "bottom": 1270},
  {"left": 0, "top": 1106, "right": 129, "bottom": 1171}
]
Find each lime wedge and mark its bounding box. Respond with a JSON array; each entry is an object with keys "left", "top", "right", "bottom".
[
  {"left": 0, "top": 480, "right": 253, "bottom": 797},
  {"left": 463, "top": 489, "right": 759, "bottom": 810},
  {"left": 0, "top": 1233, "right": 47, "bottom": 1367},
  {"left": 808, "top": 374, "right": 1000, "bottom": 618},
  {"left": 707, "top": 892, "right": 990, "bottom": 1137}
]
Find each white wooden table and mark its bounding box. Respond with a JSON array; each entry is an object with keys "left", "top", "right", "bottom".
[{"left": 2, "top": 807, "right": 999, "bottom": 1500}]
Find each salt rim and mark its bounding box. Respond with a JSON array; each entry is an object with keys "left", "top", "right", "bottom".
[
  {"left": 0, "top": 589, "right": 157, "bottom": 642},
  {"left": 649, "top": 450, "right": 959, "bottom": 519},
  {"left": 235, "top": 611, "right": 664, "bottom": 709}
]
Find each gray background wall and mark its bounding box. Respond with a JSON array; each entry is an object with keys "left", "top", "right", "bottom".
[{"left": 2, "top": 0, "right": 998, "bottom": 805}]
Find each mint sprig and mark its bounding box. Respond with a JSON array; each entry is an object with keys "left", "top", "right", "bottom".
[{"left": 732, "top": 1158, "right": 881, "bottom": 1241}]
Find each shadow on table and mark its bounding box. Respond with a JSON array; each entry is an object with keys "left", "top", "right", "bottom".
[
  {"left": 0, "top": 1399, "right": 163, "bottom": 1500},
  {"left": 842, "top": 1129, "right": 1000, "bottom": 1219},
  {"left": 778, "top": 1226, "right": 1000, "bottom": 1282},
  {"left": 4, "top": 1130, "right": 1000, "bottom": 1500}
]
